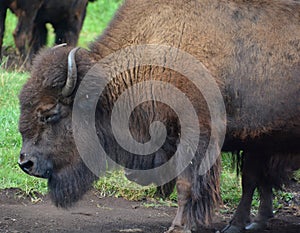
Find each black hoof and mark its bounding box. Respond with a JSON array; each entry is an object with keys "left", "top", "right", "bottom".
[
  {"left": 165, "top": 225, "right": 192, "bottom": 233},
  {"left": 245, "top": 222, "right": 267, "bottom": 231},
  {"left": 217, "top": 224, "right": 243, "bottom": 233}
]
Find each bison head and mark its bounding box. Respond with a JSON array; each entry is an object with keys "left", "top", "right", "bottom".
[{"left": 18, "top": 45, "right": 97, "bottom": 207}]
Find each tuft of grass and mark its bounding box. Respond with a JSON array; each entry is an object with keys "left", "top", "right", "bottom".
[
  {"left": 220, "top": 169, "right": 242, "bottom": 209},
  {"left": 94, "top": 170, "right": 157, "bottom": 201},
  {"left": 94, "top": 170, "right": 178, "bottom": 208}
]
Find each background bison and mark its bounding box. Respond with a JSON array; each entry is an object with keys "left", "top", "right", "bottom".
[
  {"left": 0, "top": 0, "right": 96, "bottom": 67},
  {"left": 18, "top": 0, "right": 299, "bottom": 233}
]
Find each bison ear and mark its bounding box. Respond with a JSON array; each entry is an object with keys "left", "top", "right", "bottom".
[
  {"left": 42, "top": 75, "right": 67, "bottom": 91},
  {"left": 38, "top": 47, "right": 94, "bottom": 99},
  {"left": 39, "top": 46, "right": 71, "bottom": 90}
]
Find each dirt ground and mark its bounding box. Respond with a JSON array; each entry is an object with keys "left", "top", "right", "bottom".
[{"left": 0, "top": 186, "right": 299, "bottom": 233}]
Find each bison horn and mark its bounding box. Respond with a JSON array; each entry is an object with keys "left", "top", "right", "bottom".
[
  {"left": 62, "top": 47, "right": 80, "bottom": 97},
  {"left": 51, "top": 43, "right": 67, "bottom": 50}
]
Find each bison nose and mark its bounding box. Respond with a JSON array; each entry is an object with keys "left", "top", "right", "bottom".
[
  {"left": 18, "top": 153, "right": 53, "bottom": 178},
  {"left": 18, "top": 153, "right": 34, "bottom": 174}
]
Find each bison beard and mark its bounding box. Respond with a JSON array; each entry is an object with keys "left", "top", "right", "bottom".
[{"left": 48, "top": 160, "right": 97, "bottom": 208}]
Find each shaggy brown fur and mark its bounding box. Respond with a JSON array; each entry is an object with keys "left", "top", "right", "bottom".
[{"left": 18, "top": 0, "right": 300, "bottom": 232}]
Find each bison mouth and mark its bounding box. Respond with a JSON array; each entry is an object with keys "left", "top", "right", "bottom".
[
  {"left": 18, "top": 154, "right": 53, "bottom": 179},
  {"left": 19, "top": 161, "right": 52, "bottom": 179}
]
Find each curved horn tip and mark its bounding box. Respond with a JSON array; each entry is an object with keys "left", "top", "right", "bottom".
[
  {"left": 52, "top": 43, "right": 67, "bottom": 50},
  {"left": 62, "top": 47, "right": 81, "bottom": 97}
]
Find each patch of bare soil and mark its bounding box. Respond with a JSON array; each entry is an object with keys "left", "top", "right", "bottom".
[{"left": 0, "top": 184, "right": 299, "bottom": 233}]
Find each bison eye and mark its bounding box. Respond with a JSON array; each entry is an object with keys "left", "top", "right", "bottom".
[
  {"left": 39, "top": 113, "right": 60, "bottom": 124},
  {"left": 37, "top": 104, "right": 61, "bottom": 124},
  {"left": 40, "top": 113, "right": 60, "bottom": 124}
]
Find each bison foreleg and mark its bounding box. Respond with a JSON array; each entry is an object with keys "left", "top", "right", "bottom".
[
  {"left": 220, "top": 182, "right": 256, "bottom": 233},
  {"left": 165, "top": 178, "right": 192, "bottom": 233}
]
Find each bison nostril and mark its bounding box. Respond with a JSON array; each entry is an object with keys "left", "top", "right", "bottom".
[{"left": 20, "top": 153, "right": 25, "bottom": 160}]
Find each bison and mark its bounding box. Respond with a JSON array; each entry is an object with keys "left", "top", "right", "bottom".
[
  {"left": 0, "top": 0, "right": 95, "bottom": 66},
  {"left": 18, "top": 0, "right": 300, "bottom": 232}
]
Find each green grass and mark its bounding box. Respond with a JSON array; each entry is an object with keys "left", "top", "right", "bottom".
[
  {"left": 2, "top": 12, "right": 17, "bottom": 49},
  {"left": 79, "top": 0, "right": 123, "bottom": 47},
  {"left": 0, "top": 69, "right": 48, "bottom": 194},
  {"left": 94, "top": 170, "right": 157, "bottom": 201}
]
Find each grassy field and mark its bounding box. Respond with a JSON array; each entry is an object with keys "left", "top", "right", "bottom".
[
  {"left": 0, "top": 70, "right": 48, "bottom": 194},
  {"left": 0, "top": 0, "right": 298, "bottom": 212}
]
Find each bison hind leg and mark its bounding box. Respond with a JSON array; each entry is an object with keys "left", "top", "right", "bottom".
[{"left": 165, "top": 178, "right": 193, "bottom": 233}]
